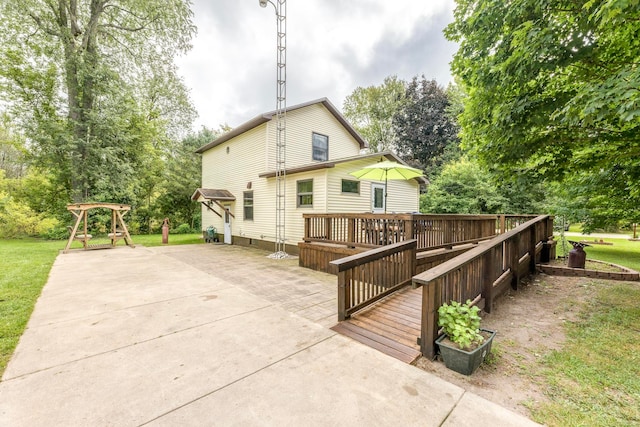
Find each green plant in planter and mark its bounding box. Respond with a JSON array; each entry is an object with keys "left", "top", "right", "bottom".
[{"left": 438, "top": 299, "right": 484, "bottom": 350}]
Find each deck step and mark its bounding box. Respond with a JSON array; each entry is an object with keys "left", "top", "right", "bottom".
[{"left": 331, "top": 321, "right": 421, "bottom": 364}]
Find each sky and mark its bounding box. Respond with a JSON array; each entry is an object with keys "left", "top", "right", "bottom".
[{"left": 175, "top": 0, "right": 459, "bottom": 131}]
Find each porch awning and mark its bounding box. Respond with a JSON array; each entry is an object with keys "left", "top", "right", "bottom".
[
  {"left": 191, "top": 188, "right": 236, "bottom": 219},
  {"left": 191, "top": 188, "right": 236, "bottom": 202}
]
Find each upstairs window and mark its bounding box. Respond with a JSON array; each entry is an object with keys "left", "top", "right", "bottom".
[
  {"left": 312, "top": 133, "right": 328, "bottom": 161},
  {"left": 297, "top": 179, "right": 313, "bottom": 207}
]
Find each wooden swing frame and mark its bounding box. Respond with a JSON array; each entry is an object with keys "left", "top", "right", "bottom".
[{"left": 64, "top": 203, "right": 135, "bottom": 253}]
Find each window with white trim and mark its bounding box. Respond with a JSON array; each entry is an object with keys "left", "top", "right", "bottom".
[
  {"left": 341, "top": 179, "right": 360, "bottom": 194},
  {"left": 312, "top": 133, "right": 328, "bottom": 161},
  {"left": 243, "top": 191, "right": 254, "bottom": 220},
  {"left": 297, "top": 179, "right": 313, "bottom": 207}
]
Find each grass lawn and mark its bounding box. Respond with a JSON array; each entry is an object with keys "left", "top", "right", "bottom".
[
  {"left": 0, "top": 239, "right": 61, "bottom": 377},
  {"left": 532, "top": 282, "right": 640, "bottom": 426},
  {"left": 0, "top": 234, "right": 203, "bottom": 378},
  {"left": 128, "top": 233, "right": 204, "bottom": 247}
]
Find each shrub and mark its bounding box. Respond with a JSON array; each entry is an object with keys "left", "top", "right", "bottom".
[
  {"left": 39, "top": 224, "right": 70, "bottom": 240},
  {"left": 172, "top": 223, "right": 193, "bottom": 234},
  {"left": 0, "top": 191, "right": 59, "bottom": 238}
]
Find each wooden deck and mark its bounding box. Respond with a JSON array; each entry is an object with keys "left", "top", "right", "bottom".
[{"left": 331, "top": 286, "right": 422, "bottom": 364}]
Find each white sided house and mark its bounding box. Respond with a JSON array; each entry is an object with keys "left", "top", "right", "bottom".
[{"left": 192, "top": 98, "right": 425, "bottom": 254}]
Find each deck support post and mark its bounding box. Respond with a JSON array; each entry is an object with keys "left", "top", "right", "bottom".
[
  {"left": 337, "top": 270, "right": 348, "bottom": 321},
  {"left": 529, "top": 224, "right": 538, "bottom": 273},
  {"left": 347, "top": 218, "right": 356, "bottom": 246},
  {"left": 404, "top": 218, "right": 414, "bottom": 242},
  {"left": 510, "top": 236, "right": 520, "bottom": 290},
  {"left": 482, "top": 248, "right": 495, "bottom": 313},
  {"left": 419, "top": 278, "right": 441, "bottom": 359}
]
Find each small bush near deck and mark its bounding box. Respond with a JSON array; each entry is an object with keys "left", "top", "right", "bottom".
[
  {"left": 172, "top": 223, "right": 194, "bottom": 234},
  {"left": 438, "top": 299, "right": 484, "bottom": 350}
]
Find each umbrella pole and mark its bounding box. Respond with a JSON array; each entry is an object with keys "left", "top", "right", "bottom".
[{"left": 384, "top": 174, "right": 388, "bottom": 213}]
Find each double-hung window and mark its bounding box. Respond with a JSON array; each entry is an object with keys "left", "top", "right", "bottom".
[
  {"left": 297, "top": 179, "right": 313, "bottom": 207},
  {"left": 312, "top": 133, "right": 328, "bottom": 161},
  {"left": 243, "top": 191, "right": 254, "bottom": 220}
]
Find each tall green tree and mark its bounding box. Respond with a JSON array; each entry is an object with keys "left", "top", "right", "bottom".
[
  {"left": 343, "top": 76, "right": 406, "bottom": 153},
  {"left": 0, "top": 0, "right": 196, "bottom": 202},
  {"left": 393, "top": 76, "right": 460, "bottom": 175},
  {"left": 446, "top": 0, "right": 640, "bottom": 226},
  {"left": 0, "top": 115, "right": 27, "bottom": 179},
  {"left": 156, "top": 127, "right": 224, "bottom": 230}
]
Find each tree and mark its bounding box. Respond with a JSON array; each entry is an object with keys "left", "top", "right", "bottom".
[
  {"left": 421, "top": 158, "right": 506, "bottom": 214},
  {"left": 0, "top": 0, "right": 196, "bottom": 202},
  {"left": 0, "top": 115, "right": 27, "bottom": 179},
  {"left": 446, "top": 0, "right": 640, "bottom": 226},
  {"left": 393, "top": 76, "right": 460, "bottom": 176},
  {"left": 156, "top": 127, "right": 223, "bottom": 230},
  {"left": 342, "top": 76, "right": 406, "bottom": 153},
  {"left": 549, "top": 168, "right": 640, "bottom": 233}
]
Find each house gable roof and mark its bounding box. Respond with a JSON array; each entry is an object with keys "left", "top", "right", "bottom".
[
  {"left": 258, "top": 151, "right": 429, "bottom": 185},
  {"left": 195, "top": 98, "right": 368, "bottom": 154}
]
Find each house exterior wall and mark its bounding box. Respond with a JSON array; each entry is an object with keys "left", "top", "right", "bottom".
[
  {"left": 201, "top": 124, "right": 268, "bottom": 236},
  {"left": 326, "top": 159, "right": 420, "bottom": 214},
  {"left": 265, "top": 103, "right": 362, "bottom": 170},
  {"left": 199, "top": 101, "right": 419, "bottom": 249}
]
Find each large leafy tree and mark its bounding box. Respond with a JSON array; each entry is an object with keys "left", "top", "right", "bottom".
[
  {"left": 0, "top": 115, "right": 27, "bottom": 179},
  {"left": 156, "top": 127, "right": 225, "bottom": 230},
  {"left": 342, "top": 76, "right": 406, "bottom": 153},
  {"left": 0, "top": 0, "right": 196, "bottom": 202},
  {"left": 393, "top": 76, "right": 460, "bottom": 175},
  {"left": 446, "top": 0, "right": 640, "bottom": 227}
]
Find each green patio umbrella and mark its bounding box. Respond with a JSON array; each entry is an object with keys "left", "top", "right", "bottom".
[{"left": 350, "top": 160, "right": 424, "bottom": 213}]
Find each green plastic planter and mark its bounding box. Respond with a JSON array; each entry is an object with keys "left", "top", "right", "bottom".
[{"left": 436, "top": 328, "right": 496, "bottom": 375}]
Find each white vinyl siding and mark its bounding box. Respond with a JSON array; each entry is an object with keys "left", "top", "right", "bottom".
[
  {"left": 326, "top": 160, "right": 420, "bottom": 213},
  {"left": 383, "top": 181, "right": 420, "bottom": 213},
  {"left": 201, "top": 124, "right": 268, "bottom": 238},
  {"left": 267, "top": 104, "right": 361, "bottom": 169}
]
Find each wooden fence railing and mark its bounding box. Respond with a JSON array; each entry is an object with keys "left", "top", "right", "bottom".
[
  {"left": 498, "top": 214, "right": 540, "bottom": 233},
  {"left": 304, "top": 213, "right": 498, "bottom": 251},
  {"left": 330, "top": 240, "right": 417, "bottom": 321},
  {"left": 412, "top": 215, "right": 554, "bottom": 358}
]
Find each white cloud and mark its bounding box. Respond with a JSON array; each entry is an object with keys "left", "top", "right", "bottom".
[{"left": 175, "top": 0, "right": 458, "bottom": 130}]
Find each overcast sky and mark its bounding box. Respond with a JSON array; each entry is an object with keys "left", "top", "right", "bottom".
[{"left": 176, "top": 0, "right": 459, "bottom": 131}]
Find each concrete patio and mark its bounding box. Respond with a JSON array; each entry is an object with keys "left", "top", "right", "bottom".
[{"left": 0, "top": 244, "right": 540, "bottom": 426}]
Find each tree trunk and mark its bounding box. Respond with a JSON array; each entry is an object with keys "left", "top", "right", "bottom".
[{"left": 56, "top": 0, "right": 106, "bottom": 202}]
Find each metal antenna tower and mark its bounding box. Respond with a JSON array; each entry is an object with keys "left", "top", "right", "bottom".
[{"left": 260, "top": 0, "right": 288, "bottom": 259}]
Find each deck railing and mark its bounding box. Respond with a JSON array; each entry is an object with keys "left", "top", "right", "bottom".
[
  {"left": 412, "top": 215, "right": 554, "bottom": 358},
  {"left": 303, "top": 213, "right": 498, "bottom": 251},
  {"left": 330, "top": 240, "right": 417, "bottom": 321},
  {"left": 498, "top": 214, "right": 540, "bottom": 233}
]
